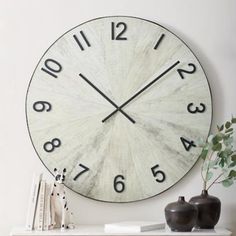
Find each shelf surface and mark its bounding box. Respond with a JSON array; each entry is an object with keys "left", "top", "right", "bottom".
[{"left": 10, "top": 225, "right": 232, "bottom": 236}]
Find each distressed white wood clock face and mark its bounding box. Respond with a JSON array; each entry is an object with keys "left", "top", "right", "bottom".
[{"left": 26, "top": 16, "right": 212, "bottom": 202}]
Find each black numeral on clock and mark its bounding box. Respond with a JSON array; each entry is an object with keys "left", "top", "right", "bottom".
[
  {"left": 154, "top": 33, "right": 165, "bottom": 50},
  {"left": 73, "top": 164, "right": 90, "bottom": 181},
  {"left": 73, "top": 31, "right": 91, "bottom": 51},
  {"left": 180, "top": 137, "right": 196, "bottom": 151},
  {"left": 33, "top": 101, "right": 52, "bottom": 112},
  {"left": 41, "top": 59, "right": 62, "bottom": 78},
  {"left": 151, "top": 164, "right": 166, "bottom": 183},
  {"left": 114, "top": 175, "right": 125, "bottom": 193},
  {"left": 187, "top": 103, "right": 206, "bottom": 114},
  {"left": 177, "top": 63, "right": 196, "bottom": 79},
  {"left": 43, "top": 138, "right": 61, "bottom": 152},
  {"left": 111, "top": 22, "right": 127, "bottom": 40}
]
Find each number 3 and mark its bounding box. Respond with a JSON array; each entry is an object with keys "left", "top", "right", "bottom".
[{"left": 187, "top": 103, "right": 206, "bottom": 114}]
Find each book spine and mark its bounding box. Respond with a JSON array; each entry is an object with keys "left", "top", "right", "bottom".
[
  {"left": 35, "top": 180, "right": 46, "bottom": 231},
  {"left": 47, "top": 184, "right": 53, "bottom": 228},
  {"left": 43, "top": 183, "right": 51, "bottom": 230},
  {"left": 25, "top": 173, "right": 42, "bottom": 230}
]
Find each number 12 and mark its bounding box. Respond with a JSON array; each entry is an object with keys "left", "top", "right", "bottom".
[{"left": 111, "top": 22, "right": 127, "bottom": 40}]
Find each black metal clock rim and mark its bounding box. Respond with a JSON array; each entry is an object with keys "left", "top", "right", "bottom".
[{"left": 25, "top": 15, "right": 213, "bottom": 203}]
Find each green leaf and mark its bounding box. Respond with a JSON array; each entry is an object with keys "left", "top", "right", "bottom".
[
  {"left": 212, "top": 143, "right": 222, "bottom": 151},
  {"left": 196, "top": 138, "right": 206, "bottom": 147},
  {"left": 206, "top": 171, "right": 213, "bottom": 181},
  {"left": 219, "top": 158, "right": 225, "bottom": 167},
  {"left": 209, "top": 160, "right": 217, "bottom": 168},
  {"left": 222, "top": 179, "right": 234, "bottom": 187},
  {"left": 225, "top": 121, "right": 231, "bottom": 129},
  {"left": 223, "top": 136, "right": 233, "bottom": 146},
  {"left": 226, "top": 128, "right": 233, "bottom": 133},
  {"left": 212, "top": 136, "right": 219, "bottom": 145},
  {"left": 217, "top": 132, "right": 224, "bottom": 138},
  {"left": 199, "top": 149, "right": 208, "bottom": 160},
  {"left": 229, "top": 170, "right": 236, "bottom": 178},
  {"left": 223, "top": 134, "right": 231, "bottom": 139},
  {"left": 219, "top": 151, "right": 227, "bottom": 158},
  {"left": 212, "top": 134, "right": 223, "bottom": 145},
  {"left": 229, "top": 162, "right": 236, "bottom": 168},
  {"left": 231, "top": 155, "right": 236, "bottom": 162},
  {"left": 207, "top": 135, "right": 214, "bottom": 143},
  {"left": 231, "top": 117, "right": 236, "bottom": 124},
  {"left": 219, "top": 124, "right": 224, "bottom": 131},
  {"left": 226, "top": 147, "right": 233, "bottom": 155}
]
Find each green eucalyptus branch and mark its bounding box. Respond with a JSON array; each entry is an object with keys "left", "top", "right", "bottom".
[
  {"left": 199, "top": 116, "right": 236, "bottom": 191},
  {"left": 202, "top": 150, "right": 214, "bottom": 190},
  {"left": 206, "top": 173, "right": 224, "bottom": 190},
  {"left": 201, "top": 164, "right": 206, "bottom": 189}
]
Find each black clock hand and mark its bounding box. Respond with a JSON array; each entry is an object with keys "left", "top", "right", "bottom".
[
  {"left": 102, "top": 61, "right": 180, "bottom": 123},
  {"left": 79, "top": 73, "right": 136, "bottom": 123}
]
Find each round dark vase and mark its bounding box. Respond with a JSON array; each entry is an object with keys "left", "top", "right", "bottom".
[
  {"left": 189, "top": 190, "right": 221, "bottom": 229},
  {"left": 165, "top": 196, "right": 198, "bottom": 232}
]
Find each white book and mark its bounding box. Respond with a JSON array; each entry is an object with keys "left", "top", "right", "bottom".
[
  {"left": 104, "top": 221, "right": 165, "bottom": 233},
  {"left": 25, "top": 173, "right": 43, "bottom": 230},
  {"left": 34, "top": 180, "right": 46, "bottom": 231},
  {"left": 43, "top": 183, "right": 52, "bottom": 230}
]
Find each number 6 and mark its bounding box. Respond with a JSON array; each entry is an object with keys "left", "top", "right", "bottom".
[{"left": 114, "top": 175, "right": 125, "bottom": 193}]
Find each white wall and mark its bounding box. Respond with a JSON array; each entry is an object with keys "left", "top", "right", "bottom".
[{"left": 0, "top": 0, "right": 236, "bottom": 235}]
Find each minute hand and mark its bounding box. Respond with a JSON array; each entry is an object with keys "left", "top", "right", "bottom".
[{"left": 102, "top": 61, "right": 180, "bottom": 123}]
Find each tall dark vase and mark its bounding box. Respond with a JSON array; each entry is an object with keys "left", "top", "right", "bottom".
[
  {"left": 189, "top": 190, "right": 221, "bottom": 229},
  {"left": 165, "top": 196, "right": 197, "bottom": 232}
]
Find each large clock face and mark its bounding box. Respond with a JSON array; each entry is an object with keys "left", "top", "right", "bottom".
[{"left": 26, "top": 16, "right": 212, "bottom": 203}]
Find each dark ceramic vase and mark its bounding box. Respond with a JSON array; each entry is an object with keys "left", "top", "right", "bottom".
[
  {"left": 189, "top": 190, "right": 221, "bottom": 229},
  {"left": 165, "top": 196, "right": 197, "bottom": 232}
]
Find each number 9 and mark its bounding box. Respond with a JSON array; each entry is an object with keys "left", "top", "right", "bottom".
[{"left": 33, "top": 101, "right": 52, "bottom": 112}]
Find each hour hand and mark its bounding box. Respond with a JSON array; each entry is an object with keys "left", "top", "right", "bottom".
[{"left": 79, "top": 73, "right": 135, "bottom": 124}]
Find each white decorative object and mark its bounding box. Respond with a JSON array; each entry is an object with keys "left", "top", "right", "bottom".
[
  {"left": 50, "top": 168, "right": 74, "bottom": 230},
  {"left": 26, "top": 16, "right": 212, "bottom": 203},
  {"left": 34, "top": 180, "right": 46, "bottom": 231},
  {"left": 43, "top": 183, "right": 53, "bottom": 230},
  {"left": 25, "top": 173, "right": 43, "bottom": 230},
  {"left": 104, "top": 221, "right": 165, "bottom": 233}
]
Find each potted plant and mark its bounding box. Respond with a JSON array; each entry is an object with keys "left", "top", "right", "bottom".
[{"left": 190, "top": 117, "right": 236, "bottom": 229}]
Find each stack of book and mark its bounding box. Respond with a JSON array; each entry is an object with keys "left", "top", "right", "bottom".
[{"left": 25, "top": 173, "right": 52, "bottom": 231}]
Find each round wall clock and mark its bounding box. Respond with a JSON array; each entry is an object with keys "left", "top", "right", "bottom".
[{"left": 26, "top": 16, "right": 212, "bottom": 203}]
